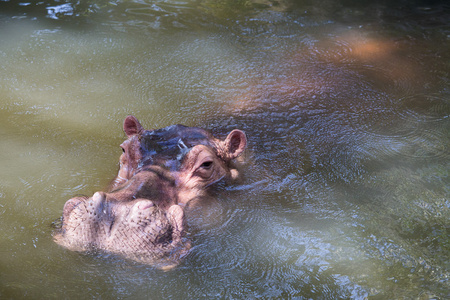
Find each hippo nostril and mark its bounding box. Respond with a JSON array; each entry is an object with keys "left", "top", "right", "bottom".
[
  {"left": 137, "top": 201, "right": 154, "bottom": 210},
  {"left": 93, "top": 192, "right": 106, "bottom": 204}
]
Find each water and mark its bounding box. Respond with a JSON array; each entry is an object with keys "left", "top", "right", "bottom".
[{"left": 0, "top": 0, "right": 449, "bottom": 298}]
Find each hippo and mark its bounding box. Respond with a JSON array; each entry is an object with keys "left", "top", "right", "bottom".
[{"left": 54, "top": 116, "right": 247, "bottom": 268}]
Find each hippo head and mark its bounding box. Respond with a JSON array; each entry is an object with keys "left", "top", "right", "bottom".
[
  {"left": 54, "top": 117, "right": 247, "bottom": 267},
  {"left": 110, "top": 115, "right": 247, "bottom": 206}
]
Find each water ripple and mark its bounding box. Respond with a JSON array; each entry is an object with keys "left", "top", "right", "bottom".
[
  {"left": 349, "top": 92, "right": 450, "bottom": 161},
  {"left": 398, "top": 93, "right": 450, "bottom": 122}
]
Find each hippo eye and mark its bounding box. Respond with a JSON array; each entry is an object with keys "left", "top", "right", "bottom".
[{"left": 200, "top": 161, "right": 213, "bottom": 169}]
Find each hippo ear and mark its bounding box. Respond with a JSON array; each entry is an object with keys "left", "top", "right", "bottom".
[
  {"left": 224, "top": 129, "right": 247, "bottom": 160},
  {"left": 123, "top": 115, "right": 144, "bottom": 137}
]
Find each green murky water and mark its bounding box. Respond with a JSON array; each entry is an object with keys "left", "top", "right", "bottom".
[{"left": 0, "top": 1, "right": 449, "bottom": 298}]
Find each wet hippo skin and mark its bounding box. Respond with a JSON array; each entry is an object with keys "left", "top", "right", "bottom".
[
  {"left": 54, "top": 116, "right": 247, "bottom": 268},
  {"left": 53, "top": 192, "right": 187, "bottom": 269}
]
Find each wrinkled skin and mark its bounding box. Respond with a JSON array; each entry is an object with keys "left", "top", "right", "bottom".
[
  {"left": 54, "top": 116, "right": 247, "bottom": 268},
  {"left": 54, "top": 191, "right": 186, "bottom": 269}
]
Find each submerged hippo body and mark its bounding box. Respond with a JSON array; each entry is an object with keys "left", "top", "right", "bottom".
[{"left": 54, "top": 116, "right": 247, "bottom": 267}]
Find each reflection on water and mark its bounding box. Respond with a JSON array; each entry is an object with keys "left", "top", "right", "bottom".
[{"left": 0, "top": 0, "right": 449, "bottom": 299}]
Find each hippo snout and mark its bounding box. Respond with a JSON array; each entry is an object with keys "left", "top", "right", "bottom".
[{"left": 54, "top": 192, "right": 187, "bottom": 268}]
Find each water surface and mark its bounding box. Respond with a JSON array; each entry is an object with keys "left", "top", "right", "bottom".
[{"left": 0, "top": 0, "right": 449, "bottom": 298}]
